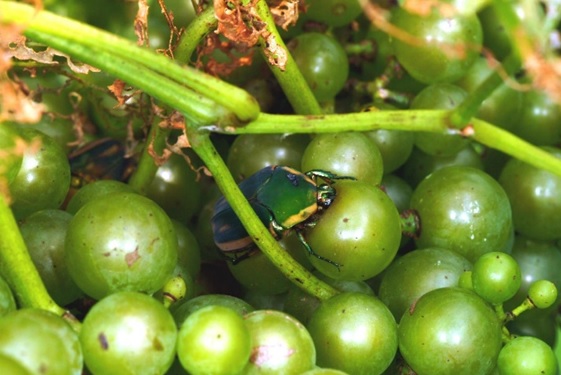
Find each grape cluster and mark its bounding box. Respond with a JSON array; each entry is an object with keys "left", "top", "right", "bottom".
[{"left": 1, "top": 1, "right": 561, "bottom": 374}]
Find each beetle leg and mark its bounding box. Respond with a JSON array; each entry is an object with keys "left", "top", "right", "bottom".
[
  {"left": 269, "top": 219, "right": 287, "bottom": 238},
  {"left": 295, "top": 230, "right": 341, "bottom": 271},
  {"left": 219, "top": 246, "right": 259, "bottom": 265}
]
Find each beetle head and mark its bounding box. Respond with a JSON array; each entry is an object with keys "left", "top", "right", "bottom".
[{"left": 316, "top": 184, "right": 337, "bottom": 208}]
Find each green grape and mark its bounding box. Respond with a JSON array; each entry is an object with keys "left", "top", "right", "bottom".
[
  {"left": 513, "top": 88, "right": 561, "bottom": 146},
  {"left": 80, "top": 291, "right": 177, "bottom": 375},
  {"left": 307, "top": 292, "right": 398, "bottom": 375},
  {"left": 9, "top": 127, "right": 71, "bottom": 220},
  {"left": 528, "top": 280, "right": 558, "bottom": 309},
  {"left": 306, "top": 0, "right": 362, "bottom": 27},
  {"left": 301, "top": 132, "right": 384, "bottom": 186},
  {"left": 288, "top": 32, "right": 349, "bottom": 102},
  {"left": 176, "top": 305, "right": 251, "bottom": 375},
  {"left": 471, "top": 251, "right": 521, "bottom": 305},
  {"left": 64, "top": 192, "right": 177, "bottom": 300},
  {"left": 243, "top": 310, "right": 316, "bottom": 374},
  {"left": 146, "top": 153, "right": 203, "bottom": 224},
  {"left": 304, "top": 180, "right": 401, "bottom": 281},
  {"left": 398, "top": 287, "right": 502, "bottom": 375},
  {"left": 499, "top": 147, "right": 561, "bottom": 241},
  {"left": 497, "top": 336, "right": 557, "bottom": 375},
  {"left": 391, "top": 5, "right": 482, "bottom": 84},
  {"left": 0, "top": 308, "right": 83, "bottom": 375},
  {"left": 411, "top": 166, "right": 513, "bottom": 263},
  {"left": 19, "top": 209, "right": 82, "bottom": 306}
]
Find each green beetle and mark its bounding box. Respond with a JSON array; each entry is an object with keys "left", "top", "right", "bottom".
[{"left": 211, "top": 165, "right": 354, "bottom": 267}]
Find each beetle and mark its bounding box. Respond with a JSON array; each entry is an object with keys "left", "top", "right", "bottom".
[{"left": 211, "top": 165, "right": 354, "bottom": 268}]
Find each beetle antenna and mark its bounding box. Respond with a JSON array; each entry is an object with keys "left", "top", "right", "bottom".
[{"left": 305, "top": 170, "right": 357, "bottom": 184}]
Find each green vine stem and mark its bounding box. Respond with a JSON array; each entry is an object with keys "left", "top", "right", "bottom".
[
  {"left": 254, "top": 0, "right": 322, "bottom": 115},
  {"left": 223, "top": 109, "right": 453, "bottom": 133},
  {"left": 449, "top": 53, "right": 521, "bottom": 128},
  {"left": 127, "top": 116, "right": 170, "bottom": 194},
  {"left": 508, "top": 297, "right": 536, "bottom": 320},
  {"left": 186, "top": 125, "right": 339, "bottom": 301},
  {"left": 0, "top": 194, "right": 80, "bottom": 330},
  {"left": 210, "top": 110, "right": 561, "bottom": 179},
  {"left": 470, "top": 118, "right": 561, "bottom": 177},
  {"left": 22, "top": 30, "right": 230, "bottom": 126},
  {"left": 0, "top": 1, "right": 260, "bottom": 124},
  {"left": 175, "top": 6, "right": 216, "bottom": 63}
]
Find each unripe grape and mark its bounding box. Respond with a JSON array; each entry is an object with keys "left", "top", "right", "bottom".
[
  {"left": 472, "top": 252, "right": 521, "bottom": 305},
  {"left": 497, "top": 336, "right": 557, "bottom": 375},
  {"left": 528, "top": 280, "right": 558, "bottom": 309}
]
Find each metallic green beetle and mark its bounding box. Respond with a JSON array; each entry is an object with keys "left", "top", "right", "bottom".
[{"left": 211, "top": 165, "right": 354, "bottom": 267}]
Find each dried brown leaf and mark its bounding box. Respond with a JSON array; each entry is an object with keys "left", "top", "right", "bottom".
[
  {"left": 0, "top": 24, "right": 25, "bottom": 73},
  {"left": 197, "top": 33, "right": 255, "bottom": 77},
  {"left": 0, "top": 76, "right": 45, "bottom": 123},
  {"left": 263, "top": 32, "right": 287, "bottom": 71},
  {"left": 157, "top": 0, "right": 185, "bottom": 57},
  {"left": 214, "top": 0, "right": 262, "bottom": 47},
  {"left": 525, "top": 52, "right": 561, "bottom": 103},
  {"left": 400, "top": 0, "right": 456, "bottom": 17},
  {"left": 269, "top": 0, "right": 303, "bottom": 30},
  {"left": 5, "top": 36, "right": 100, "bottom": 74},
  {"left": 108, "top": 80, "right": 127, "bottom": 106},
  {"left": 135, "top": 0, "right": 150, "bottom": 46}
]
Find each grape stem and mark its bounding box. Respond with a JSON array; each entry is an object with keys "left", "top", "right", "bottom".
[
  {"left": 127, "top": 116, "right": 170, "bottom": 195},
  {"left": 185, "top": 125, "right": 339, "bottom": 301},
  {"left": 174, "top": 6, "right": 217, "bottom": 64},
  {"left": 449, "top": 53, "right": 521, "bottom": 128},
  {"left": 253, "top": 0, "right": 323, "bottom": 115},
  {"left": 508, "top": 297, "right": 537, "bottom": 321}
]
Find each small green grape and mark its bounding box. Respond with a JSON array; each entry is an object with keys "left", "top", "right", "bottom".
[
  {"left": 472, "top": 252, "right": 521, "bottom": 305},
  {"left": 177, "top": 305, "right": 251, "bottom": 375},
  {"left": 497, "top": 336, "right": 557, "bottom": 375},
  {"left": 528, "top": 280, "right": 558, "bottom": 309}
]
